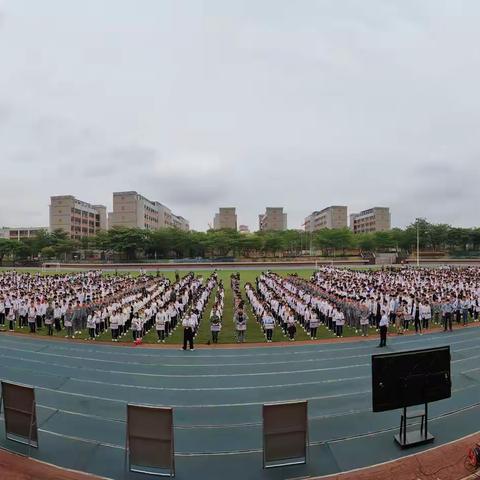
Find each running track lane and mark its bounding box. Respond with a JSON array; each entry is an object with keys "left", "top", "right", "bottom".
[{"left": 0, "top": 329, "right": 479, "bottom": 479}]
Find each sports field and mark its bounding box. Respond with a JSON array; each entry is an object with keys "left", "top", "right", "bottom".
[
  {"left": 0, "top": 326, "right": 479, "bottom": 479},
  {"left": 0, "top": 267, "right": 479, "bottom": 480},
  {"left": 4, "top": 268, "right": 386, "bottom": 344}
]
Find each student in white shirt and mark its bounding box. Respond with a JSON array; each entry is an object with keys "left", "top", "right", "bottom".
[
  {"left": 27, "top": 303, "right": 37, "bottom": 333},
  {"left": 420, "top": 300, "right": 432, "bottom": 330},
  {"left": 135, "top": 312, "right": 144, "bottom": 339},
  {"left": 7, "top": 308, "right": 15, "bottom": 331},
  {"left": 210, "top": 311, "right": 221, "bottom": 344},
  {"left": 309, "top": 311, "right": 319, "bottom": 339},
  {"left": 335, "top": 310, "right": 345, "bottom": 338},
  {"left": 110, "top": 312, "right": 119, "bottom": 342},
  {"left": 87, "top": 313, "right": 96, "bottom": 340},
  {"left": 18, "top": 302, "right": 27, "bottom": 328},
  {"left": 155, "top": 309, "right": 166, "bottom": 343},
  {"left": 53, "top": 303, "right": 62, "bottom": 332},
  {"left": 378, "top": 310, "right": 389, "bottom": 347},
  {"left": 286, "top": 310, "right": 296, "bottom": 341},
  {"left": 262, "top": 311, "right": 275, "bottom": 343},
  {"left": 0, "top": 299, "right": 4, "bottom": 326},
  {"left": 234, "top": 309, "right": 247, "bottom": 343},
  {"left": 94, "top": 310, "right": 101, "bottom": 336}
]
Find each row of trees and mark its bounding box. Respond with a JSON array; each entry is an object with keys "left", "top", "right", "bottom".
[{"left": 1, "top": 219, "right": 480, "bottom": 263}]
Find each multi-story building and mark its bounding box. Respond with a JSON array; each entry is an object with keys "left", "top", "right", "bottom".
[
  {"left": 172, "top": 215, "right": 190, "bottom": 232},
  {"left": 155, "top": 203, "right": 172, "bottom": 228},
  {"left": 109, "top": 192, "right": 159, "bottom": 230},
  {"left": 350, "top": 207, "right": 391, "bottom": 234},
  {"left": 304, "top": 206, "right": 348, "bottom": 232},
  {"left": 239, "top": 224, "right": 250, "bottom": 234},
  {"left": 0, "top": 226, "right": 46, "bottom": 240},
  {"left": 49, "top": 196, "right": 107, "bottom": 239},
  {"left": 109, "top": 191, "right": 189, "bottom": 231},
  {"left": 258, "top": 207, "right": 287, "bottom": 231},
  {"left": 213, "top": 208, "right": 237, "bottom": 230}
]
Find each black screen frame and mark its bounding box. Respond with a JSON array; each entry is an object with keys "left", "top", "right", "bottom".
[{"left": 372, "top": 346, "right": 451, "bottom": 412}]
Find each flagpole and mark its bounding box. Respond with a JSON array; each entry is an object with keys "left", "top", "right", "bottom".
[{"left": 416, "top": 221, "right": 420, "bottom": 267}]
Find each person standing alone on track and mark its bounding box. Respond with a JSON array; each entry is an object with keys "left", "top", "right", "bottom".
[
  {"left": 182, "top": 311, "right": 195, "bottom": 351},
  {"left": 378, "top": 309, "right": 389, "bottom": 347}
]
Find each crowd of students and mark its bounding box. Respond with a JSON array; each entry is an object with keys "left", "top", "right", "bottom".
[
  {"left": 2, "top": 266, "right": 480, "bottom": 348},
  {"left": 307, "top": 266, "right": 480, "bottom": 334},
  {"left": 0, "top": 270, "right": 220, "bottom": 348},
  {"left": 179, "top": 272, "right": 217, "bottom": 350},
  {"left": 209, "top": 281, "right": 224, "bottom": 344},
  {"left": 0, "top": 270, "right": 159, "bottom": 337},
  {"left": 245, "top": 272, "right": 346, "bottom": 341},
  {"left": 231, "top": 273, "right": 248, "bottom": 343}
]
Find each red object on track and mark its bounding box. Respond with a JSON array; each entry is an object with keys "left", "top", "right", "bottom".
[{"left": 468, "top": 444, "right": 480, "bottom": 467}]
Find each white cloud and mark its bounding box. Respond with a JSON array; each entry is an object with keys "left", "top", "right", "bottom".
[{"left": 0, "top": 0, "right": 479, "bottom": 230}]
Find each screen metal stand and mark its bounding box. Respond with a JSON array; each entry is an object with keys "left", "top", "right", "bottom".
[{"left": 394, "top": 403, "right": 434, "bottom": 448}]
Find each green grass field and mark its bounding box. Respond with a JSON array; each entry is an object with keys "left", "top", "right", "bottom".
[{"left": 1, "top": 268, "right": 422, "bottom": 344}]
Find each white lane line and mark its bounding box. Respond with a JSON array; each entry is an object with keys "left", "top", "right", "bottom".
[
  {"left": 462, "top": 366, "right": 480, "bottom": 374},
  {"left": 320, "top": 393, "right": 480, "bottom": 447},
  {"left": 0, "top": 327, "right": 477, "bottom": 360},
  {"left": 0, "top": 339, "right": 477, "bottom": 380},
  {"left": 66, "top": 375, "right": 370, "bottom": 392},
  {"left": 0, "top": 336, "right": 381, "bottom": 358},
  {"left": 3, "top": 392, "right": 480, "bottom": 457},
  {"left": 34, "top": 378, "right": 478, "bottom": 430},
  {"left": 0, "top": 344, "right": 375, "bottom": 368},
  {"left": 313, "top": 429, "right": 480, "bottom": 480},
  {"left": 0, "top": 333, "right": 477, "bottom": 370},
  {"left": 0, "top": 350, "right": 477, "bottom": 392},
  {"left": 31, "top": 383, "right": 372, "bottom": 408},
  {"left": 4, "top": 377, "right": 479, "bottom": 413},
  {"left": 0, "top": 352, "right": 370, "bottom": 377},
  {"left": 33, "top": 403, "right": 367, "bottom": 429},
  {"left": 0, "top": 362, "right": 369, "bottom": 391}
]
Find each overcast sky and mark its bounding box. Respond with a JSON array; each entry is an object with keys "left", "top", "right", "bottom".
[{"left": 1, "top": 0, "right": 479, "bottom": 231}]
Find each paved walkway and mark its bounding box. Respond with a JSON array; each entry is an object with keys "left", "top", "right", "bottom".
[
  {"left": 2, "top": 430, "right": 479, "bottom": 480},
  {"left": 0, "top": 449, "right": 105, "bottom": 480}
]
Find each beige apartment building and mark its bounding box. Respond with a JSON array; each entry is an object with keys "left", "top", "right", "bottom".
[
  {"left": 350, "top": 207, "right": 391, "bottom": 234},
  {"left": 171, "top": 215, "right": 190, "bottom": 232},
  {"left": 156, "top": 202, "right": 189, "bottom": 231},
  {"left": 109, "top": 191, "right": 189, "bottom": 231},
  {"left": 258, "top": 207, "right": 287, "bottom": 231},
  {"left": 213, "top": 208, "right": 237, "bottom": 230},
  {"left": 49, "top": 196, "right": 107, "bottom": 239},
  {"left": 304, "top": 206, "right": 348, "bottom": 232}
]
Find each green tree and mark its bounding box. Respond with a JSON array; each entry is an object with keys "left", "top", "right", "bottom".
[
  {"left": 355, "top": 233, "right": 376, "bottom": 252},
  {"left": 10, "top": 241, "right": 33, "bottom": 261},
  {"left": 53, "top": 240, "right": 77, "bottom": 260},
  {"left": 238, "top": 234, "right": 262, "bottom": 258},
  {"left": 0, "top": 239, "right": 15, "bottom": 264},
  {"left": 372, "top": 231, "right": 396, "bottom": 251},
  {"left": 40, "top": 246, "right": 56, "bottom": 259},
  {"left": 107, "top": 227, "right": 149, "bottom": 260},
  {"left": 262, "top": 233, "right": 286, "bottom": 257}
]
